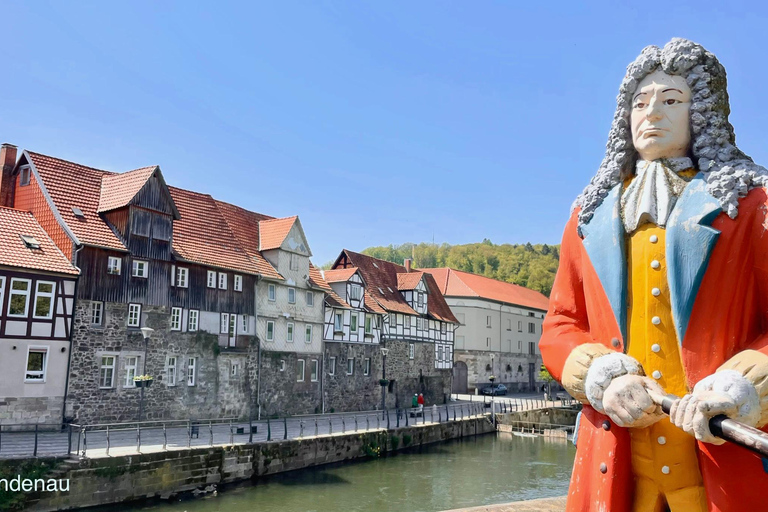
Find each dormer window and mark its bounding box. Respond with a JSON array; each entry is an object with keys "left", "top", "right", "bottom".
[
  {"left": 19, "top": 167, "right": 31, "bottom": 186},
  {"left": 290, "top": 253, "right": 299, "bottom": 271},
  {"left": 72, "top": 207, "right": 85, "bottom": 219},
  {"left": 350, "top": 285, "right": 362, "bottom": 301},
  {"left": 417, "top": 293, "right": 424, "bottom": 308}
]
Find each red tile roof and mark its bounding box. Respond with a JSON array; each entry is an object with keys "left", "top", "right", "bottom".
[
  {"left": 323, "top": 268, "right": 359, "bottom": 283},
  {"left": 26, "top": 151, "right": 128, "bottom": 252},
  {"left": 168, "top": 187, "right": 262, "bottom": 275},
  {"left": 332, "top": 250, "right": 458, "bottom": 323},
  {"left": 214, "top": 199, "right": 283, "bottom": 280},
  {"left": 396, "top": 271, "right": 424, "bottom": 291},
  {"left": 309, "top": 265, "right": 350, "bottom": 309},
  {"left": 0, "top": 207, "right": 79, "bottom": 275},
  {"left": 259, "top": 216, "right": 297, "bottom": 251},
  {"left": 97, "top": 166, "right": 158, "bottom": 213},
  {"left": 422, "top": 267, "right": 549, "bottom": 312}
]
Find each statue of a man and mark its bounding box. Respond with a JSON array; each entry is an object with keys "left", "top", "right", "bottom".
[{"left": 541, "top": 38, "right": 768, "bottom": 512}]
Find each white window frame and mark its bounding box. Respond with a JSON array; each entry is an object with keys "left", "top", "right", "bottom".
[
  {"left": 124, "top": 356, "right": 139, "bottom": 388},
  {"left": 518, "top": 320, "right": 523, "bottom": 332},
  {"left": 529, "top": 322, "right": 536, "bottom": 334},
  {"left": 268, "top": 284, "right": 276, "bottom": 301},
  {"left": 188, "top": 309, "right": 199, "bottom": 332},
  {"left": 290, "top": 253, "right": 299, "bottom": 271},
  {"left": 409, "top": 343, "right": 415, "bottom": 360},
  {"left": 297, "top": 359, "right": 305, "bottom": 382},
  {"left": 166, "top": 356, "right": 178, "bottom": 386},
  {"left": 232, "top": 362, "right": 240, "bottom": 376},
  {"left": 170, "top": 307, "right": 182, "bottom": 331},
  {"left": 127, "top": 303, "right": 141, "bottom": 327},
  {"left": 107, "top": 257, "right": 121, "bottom": 275},
  {"left": 24, "top": 346, "right": 48, "bottom": 382},
  {"left": 7, "top": 278, "right": 31, "bottom": 318},
  {"left": 19, "top": 166, "right": 31, "bottom": 186},
  {"left": 131, "top": 260, "right": 148, "bottom": 278},
  {"left": 346, "top": 357, "right": 354, "bottom": 375},
  {"left": 350, "top": 285, "right": 362, "bottom": 301},
  {"left": 364, "top": 358, "right": 371, "bottom": 376},
  {"left": 329, "top": 357, "right": 336, "bottom": 376},
  {"left": 0, "top": 277, "right": 4, "bottom": 315},
  {"left": 288, "top": 287, "right": 296, "bottom": 304},
  {"left": 220, "top": 313, "right": 230, "bottom": 334},
  {"left": 187, "top": 357, "right": 197, "bottom": 386},
  {"left": 99, "top": 355, "right": 116, "bottom": 388},
  {"left": 242, "top": 314, "right": 249, "bottom": 333},
  {"left": 305, "top": 324, "right": 312, "bottom": 344},
  {"left": 365, "top": 315, "right": 372, "bottom": 334},
  {"left": 91, "top": 301, "right": 104, "bottom": 326},
  {"left": 311, "top": 360, "right": 319, "bottom": 382},
  {"left": 306, "top": 291, "right": 314, "bottom": 306},
  {"left": 266, "top": 321, "right": 275, "bottom": 341},
  {"left": 207, "top": 270, "right": 217, "bottom": 288},
  {"left": 234, "top": 275, "right": 243, "bottom": 292},
  {"left": 175, "top": 267, "right": 189, "bottom": 288},
  {"left": 218, "top": 273, "right": 227, "bottom": 290},
  {"left": 287, "top": 322, "right": 294, "bottom": 342},
  {"left": 334, "top": 312, "right": 343, "bottom": 332},
  {"left": 279, "top": 360, "right": 286, "bottom": 372},
  {"left": 350, "top": 314, "right": 358, "bottom": 332}
]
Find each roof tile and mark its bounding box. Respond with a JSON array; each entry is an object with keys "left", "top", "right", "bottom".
[
  {"left": 259, "top": 216, "right": 297, "bottom": 251},
  {"left": 97, "top": 166, "right": 158, "bottom": 213},
  {"left": 0, "top": 207, "right": 79, "bottom": 275}
]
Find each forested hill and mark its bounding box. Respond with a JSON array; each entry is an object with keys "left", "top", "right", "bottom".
[{"left": 351, "top": 241, "right": 560, "bottom": 297}]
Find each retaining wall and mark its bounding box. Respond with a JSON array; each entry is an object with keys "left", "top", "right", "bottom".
[{"left": 26, "top": 416, "right": 494, "bottom": 511}]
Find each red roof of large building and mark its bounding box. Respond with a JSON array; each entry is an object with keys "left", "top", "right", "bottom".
[
  {"left": 332, "top": 250, "right": 458, "bottom": 323},
  {"left": 18, "top": 150, "right": 301, "bottom": 279},
  {"left": 422, "top": 267, "right": 549, "bottom": 312},
  {"left": 0, "top": 207, "right": 79, "bottom": 275}
]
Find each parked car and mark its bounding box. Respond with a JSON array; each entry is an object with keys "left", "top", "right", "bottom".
[{"left": 480, "top": 383, "right": 507, "bottom": 396}]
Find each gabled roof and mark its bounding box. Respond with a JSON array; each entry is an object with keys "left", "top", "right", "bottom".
[
  {"left": 0, "top": 207, "right": 79, "bottom": 275},
  {"left": 25, "top": 151, "right": 128, "bottom": 252},
  {"left": 331, "top": 250, "right": 458, "bottom": 323},
  {"left": 259, "top": 216, "right": 298, "bottom": 251},
  {"left": 422, "top": 267, "right": 549, "bottom": 312},
  {"left": 396, "top": 271, "right": 424, "bottom": 291},
  {"left": 98, "top": 166, "right": 180, "bottom": 218},
  {"left": 323, "top": 267, "right": 360, "bottom": 284},
  {"left": 168, "top": 187, "right": 262, "bottom": 275},
  {"left": 309, "top": 265, "right": 350, "bottom": 309}
]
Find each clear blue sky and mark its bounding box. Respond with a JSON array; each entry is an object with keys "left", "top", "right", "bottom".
[{"left": 3, "top": 1, "right": 767, "bottom": 265}]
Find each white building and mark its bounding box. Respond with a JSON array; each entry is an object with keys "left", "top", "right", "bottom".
[{"left": 423, "top": 267, "right": 549, "bottom": 394}]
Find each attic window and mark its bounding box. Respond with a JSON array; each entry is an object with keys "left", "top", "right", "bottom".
[
  {"left": 19, "top": 167, "right": 31, "bottom": 186},
  {"left": 378, "top": 287, "right": 384, "bottom": 294},
  {"left": 72, "top": 207, "right": 85, "bottom": 219},
  {"left": 20, "top": 235, "right": 41, "bottom": 249},
  {"left": 387, "top": 287, "right": 393, "bottom": 293},
  {"left": 372, "top": 262, "right": 378, "bottom": 268}
]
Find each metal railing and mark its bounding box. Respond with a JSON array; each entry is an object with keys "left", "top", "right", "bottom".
[{"left": 0, "top": 402, "right": 494, "bottom": 460}]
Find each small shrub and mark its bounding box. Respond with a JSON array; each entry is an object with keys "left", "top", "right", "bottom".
[
  {"left": 403, "top": 434, "right": 412, "bottom": 447},
  {"left": 390, "top": 435, "right": 400, "bottom": 449}
]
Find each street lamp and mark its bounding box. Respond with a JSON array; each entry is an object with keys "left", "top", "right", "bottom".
[
  {"left": 380, "top": 346, "right": 389, "bottom": 419},
  {"left": 138, "top": 327, "right": 154, "bottom": 422}
]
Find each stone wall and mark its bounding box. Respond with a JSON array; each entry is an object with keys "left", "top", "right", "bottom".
[
  {"left": 28, "top": 417, "right": 495, "bottom": 511},
  {"left": 323, "top": 340, "right": 452, "bottom": 413},
  {"left": 496, "top": 407, "right": 580, "bottom": 428},
  {"left": 66, "top": 302, "right": 260, "bottom": 424},
  {"left": 258, "top": 350, "right": 322, "bottom": 417},
  {"left": 0, "top": 396, "right": 64, "bottom": 428},
  {"left": 454, "top": 349, "right": 548, "bottom": 393}
]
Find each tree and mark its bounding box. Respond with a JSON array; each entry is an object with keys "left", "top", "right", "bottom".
[{"left": 539, "top": 367, "right": 556, "bottom": 398}]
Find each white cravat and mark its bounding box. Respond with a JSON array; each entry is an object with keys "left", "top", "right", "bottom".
[{"left": 621, "top": 158, "right": 694, "bottom": 234}]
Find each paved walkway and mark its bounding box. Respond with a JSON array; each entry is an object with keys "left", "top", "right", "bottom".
[
  {"left": 443, "top": 496, "right": 567, "bottom": 512},
  {"left": 0, "top": 395, "right": 573, "bottom": 459}
]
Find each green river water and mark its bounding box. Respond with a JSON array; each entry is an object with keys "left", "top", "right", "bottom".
[{"left": 124, "top": 433, "right": 575, "bottom": 512}]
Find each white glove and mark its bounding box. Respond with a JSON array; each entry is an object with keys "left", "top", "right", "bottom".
[
  {"left": 602, "top": 374, "right": 666, "bottom": 428},
  {"left": 584, "top": 353, "right": 644, "bottom": 413},
  {"left": 670, "top": 370, "right": 760, "bottom": 444}
]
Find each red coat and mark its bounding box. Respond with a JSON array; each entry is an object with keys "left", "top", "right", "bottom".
[{"left": 541, "top": 179, "right": 768, "bottom": 512}]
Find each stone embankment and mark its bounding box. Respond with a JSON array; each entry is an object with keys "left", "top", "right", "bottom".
[
  {"left": 444, "top": 496, "right": 566, "bottom": 512},
  {"left": 26, "top": 416, "right": 494, "bottom": 511}
]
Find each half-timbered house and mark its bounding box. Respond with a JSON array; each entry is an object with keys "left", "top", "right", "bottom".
[
  {"left": 0, "top": 148, "right": 79, "bottom": 426},
  {"left": 329, "top": 250, "right": 458, "bottom": 408}
]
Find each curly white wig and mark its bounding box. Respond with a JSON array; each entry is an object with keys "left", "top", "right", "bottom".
[{"left": 574, "top": 38, "right": 768, "bottom": 228}]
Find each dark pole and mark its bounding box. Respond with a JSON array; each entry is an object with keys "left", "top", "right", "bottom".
[
  {"left": 139, "top": 336, "right": 148, "bottom": 421},
  {"left": 381, "top": 349, "right": 387, "bottom": 420}
]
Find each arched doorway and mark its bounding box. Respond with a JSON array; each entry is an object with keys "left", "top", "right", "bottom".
[{"left": 452, "top": 361, "right": 468, "bottom": 394}]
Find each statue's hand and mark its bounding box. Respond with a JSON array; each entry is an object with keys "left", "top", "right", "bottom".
[
  {"left": 670, "top": 370, "right": 759, "bottom": 444},
  {"left": 603, "top": 375, "right": 665, "bottom": 428}
]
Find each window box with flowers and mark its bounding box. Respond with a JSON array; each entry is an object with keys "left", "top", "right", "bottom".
[{"left": 133, "top": 375, "right": 154, "bottom": 388}]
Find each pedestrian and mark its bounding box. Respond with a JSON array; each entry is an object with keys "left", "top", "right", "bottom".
[
  {"left": 417, "top": 393, "right": 424, "bottom": 412},
  {"left": 411, "top": 394, "right": 418, "bottom": 410}
]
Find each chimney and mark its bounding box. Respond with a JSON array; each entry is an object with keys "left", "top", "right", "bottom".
[
  {"left": 404, "top": 258, "right": 412, "bottom": 273},
  {"left": 0, "top": 143, "right": 18, "bottom": 207}
]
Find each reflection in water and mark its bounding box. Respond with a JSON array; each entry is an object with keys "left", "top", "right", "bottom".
[{"left": 127, "top": 433, "right": 575, "bottom": 512}]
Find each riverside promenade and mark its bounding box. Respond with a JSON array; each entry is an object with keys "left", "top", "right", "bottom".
[
  {"left": 1, "top": 394, "right": 572, "bottom": 459},
  {"left": 446, "top": 497, "right": 567, "bottom": 512}
]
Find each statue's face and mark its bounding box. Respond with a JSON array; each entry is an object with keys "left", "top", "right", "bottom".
[{"left": 630, "top": 70, "right": 692, "bottom": 161}]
